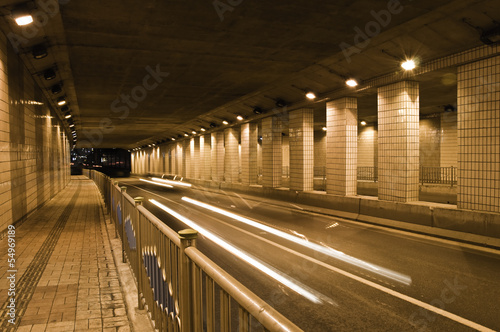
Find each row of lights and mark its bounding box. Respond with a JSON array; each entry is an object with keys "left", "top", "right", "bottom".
[{"left": 10, "top": 4, "right": 76, "bottom": 144}]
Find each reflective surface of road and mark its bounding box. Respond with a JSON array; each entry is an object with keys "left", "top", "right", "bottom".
[{"left": 117, "top": 177, "right": 500, "bottom": 331}]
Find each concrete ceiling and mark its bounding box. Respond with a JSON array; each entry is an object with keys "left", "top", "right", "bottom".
[{"left": 1, "top": 0, "right": 498, "bottom": 148}]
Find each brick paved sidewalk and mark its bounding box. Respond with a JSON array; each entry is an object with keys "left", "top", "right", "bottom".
[{"left": 0, "top": 176, "right": 134, "bottom": 332}]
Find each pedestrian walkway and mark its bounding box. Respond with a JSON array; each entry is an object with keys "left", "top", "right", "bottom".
[{"left": 0, "top": 176, "right": 149, "bottom": 332}]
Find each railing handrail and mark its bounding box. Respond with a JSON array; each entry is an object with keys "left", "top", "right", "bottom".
[
  {"left": 137, "top": 204, "right": 181, "bottom": 248},
  {"left": 185, "top": 247, "right": 303, "bottom": 332}
]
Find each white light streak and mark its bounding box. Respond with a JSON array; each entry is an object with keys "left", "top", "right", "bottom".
[
  {"left": 149, "top": 199, "right": 324, "bottom": 304},
  {"left": 182, "top": 197, "right": 411, "bottom": 285},
  {"left": 151, "top": 177, "right": 192, "bottom": 187},
  {"left": 140, "top": 178, "right": 173, "bottom": 188}
]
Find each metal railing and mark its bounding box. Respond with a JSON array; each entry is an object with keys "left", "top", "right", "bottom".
[
  {"left": 356, "top": 166, "right": 457, "bottom": 186},
  {"left": 85, "top": 169, "right": 302, "bottom": 332}
]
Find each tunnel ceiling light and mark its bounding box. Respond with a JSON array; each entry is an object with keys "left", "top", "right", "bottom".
[
  {"left": 275, "top": 99, "right": 287, "bottom": 108},
  {"left": 32, "top": 44, "right": 48, "bottom": 59},
  {"left": 12, "top": 5, "right": 33, "bottom": 26},
  {"left": 253, "top": 107, "right": 263, "bottom": 115},
  {"left": 184, "top": 133, "right": 189, "bottom": 137},
  {"left": 200, "top": 127, "right": 206, "bottom": 132},
  {"left": 43, "top": 68, "right": 56, "bottom": 80},
  {"left": 360, "top": 121, "right": 367, "bottom": 126},
  {"left": 346, "top": 79, "right": 358, "bottom": 87},
  {"left": 57, "top": 97, "right": 66, "bottom": 106},
  {"left": 69, "top": 124, "right": 75, "bottom": 127},
  {"left": 172, "top": 137, "right": 176, "bottom": 141},
  {"left": 322, "top": 127, "right": 327, "bottom": 131},
  {"left": 305, "top": 91, "right": 316, "bottom": 100},
  {"left": 236, "top": 115, "right": 244, "bottom": 121},
  {"left": 222, "top": 120, "right": 229, "bottom": 125},
  {"left": 51, "top": 84, "right": 62, "bottom": 95},
  {"left": 64, "top": 113, "right": 71, "bottom": 119},
  {"left": 192, "top": 130, "right": 197, "bottom": 135},
  {"left": 401, "top": 59, "right": 416, "bottom": 70}
]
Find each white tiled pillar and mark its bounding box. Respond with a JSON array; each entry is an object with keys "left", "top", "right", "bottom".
[
  {"left": 191, "top": 137, "right": 200, "bottom": 179},
  {"left": 326, "top": 98, "right": 358, "bottom": 196},
  {"left": 262, "top": 117, "right": 282, "bottom": 188},
  {"left": 224, "top": 128, "right": 239, "bottom": 183},
  {"left": 289, "top": 109, "right": 314, "bottom": 191},
  {"left": 211, "top": 131, "right": 225, "bottom": 181},
  {"left": 240, "top": 123, "right": 258, "bottom": 186},
  {"left": 377, "top": 81, "right": 419, "bottom": 202},
  {"left": 182, "top": 140, "right": 190, "bottom": 178},
  {"left": 176, "top": 142, "right": 183, "bottom": 176},
  {"left": 457, "top": 56, "right": 500, "bottom": 212},
  {"left": 200, "top": 134, "right": 211, "bottom": 180}
]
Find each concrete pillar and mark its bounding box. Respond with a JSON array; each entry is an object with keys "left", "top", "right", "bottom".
[
  {"left": 289, "top": 109, "right": 314, "bottom": 191},
  {"left": 182, "top": 140, "right": 190, "bottom": 178},
  {"left": 211, "top": 131, "right": 225, "bottom": 181},
  {"left": 200, "top": 134, "right": 211, "bottom": 180},
  {"left": 326, "top": 98, "right": 358, "bottom": 195},
  {"left": 457, "top": 56, "right": 500, "bottom": 212},
  {"left": 377, "top": 81, "right": 419, "bottom": 202},
  {"left": 240, "top": 123, "right": 258, "bottom": 186},
  {"left": 224, "top": 128, "right": 239, "bottom": 183},
  {"left": 262, "top": 116, "right": 282, "bottom": 188}
]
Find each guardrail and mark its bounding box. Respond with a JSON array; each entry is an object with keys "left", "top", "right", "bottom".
[
  {"left": 85, "top": 169, "right": 302, "bottom": 332},
  {"left": 356, "top": 166, "right": 457, "bottom": 186}
]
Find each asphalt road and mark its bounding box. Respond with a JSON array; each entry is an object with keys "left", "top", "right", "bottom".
[{"left": 116, "top": 177, "right": 500, "bottom": 332}]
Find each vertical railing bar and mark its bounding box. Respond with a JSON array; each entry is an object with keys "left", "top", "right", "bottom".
[
  {"left": 238, "top": 306, "right": 250, "bottom": 332},
  {"left": 220, "top": 289, "right": 231, "bottom": 332},
  {"left": 206, "top": 275, "right": 215, "bottom": 332}
]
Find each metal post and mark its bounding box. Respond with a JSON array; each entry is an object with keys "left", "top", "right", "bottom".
[
  {"left": 120, "top": 186, "right": 127, "bottom": 262},
  {"left": 134, "top": 196, "right": 145, "bottom": 310},
  {"left": 179, "top": 229, "right": 198, "bottom": 332}
]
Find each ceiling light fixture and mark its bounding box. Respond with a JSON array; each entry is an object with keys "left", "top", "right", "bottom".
[
  {"left": 32, "top": 44, "right": 48, "bottom": 59},
  {"left": 64, "top": 113, "right": 71, "bottom": 119},
  {"left": 57, "top": 97, "right": 66, "bottom": 106},
  {"left": 51, "top": 84, "right": 62, "bottom": 95},
  {"left": 222, "top": 120, "right": 229, "bottom": 125},
  {"left": 172, "top": 138, "right": 176, "bottom": 141},
  {"left": 305, "top": 91, "right": 316, "bottom": 100},
  {"left": 322, "top": 127, "right": 327, "bottom": 131},
  {"left": 275, "top": 99, "right": 287, "bottom": 108},
  {"left": 184, "top": 133, "right": 189, "bottom": 137},
  {"left": 360, "top": 121, "right": 367, "bottom": 126},
  {"left": 192, "top": 131, "right": 197, "bottom": 135},
  {"left": 236, "top": 115, "right": 244, "bottom": 121},
  {"left": 253, "top": 107, "right": 263, "bottom": 115},
  {"left": 200, "top": 128, "right": 206, "bottom": 132},
  {"left": 12, "top": 5, "right": 33, "bottom": 26},
  {"left": 401, "top": 59, "right": 416, "bottom": 70},
  {"left": 346, "top": 79, "right": 358, "bottom": 87},
  {"left": 43, "top": 68, "right": 56, "bottom": 80}
]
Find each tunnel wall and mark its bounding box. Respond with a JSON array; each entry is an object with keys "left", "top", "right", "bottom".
[{"left": 0, "top": 34, "right": 71, "bottom": 234}]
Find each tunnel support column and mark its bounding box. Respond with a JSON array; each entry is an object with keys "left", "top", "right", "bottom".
[
  {"left": 182, "top": 139, "right": 190, "bottom": 178},
  {"left": 262, "top": 116, "right": 283, "bottom": 188},
  {"left": 224, "top": 127, "right": 239, "bottom": 183},
  {"left": 377, "top": 81, "right": 419, "bottom": 202},
  {"left": 211, "top": 131, "right": 225, "bottom": 182},
  {"left": 289, "top": 108, "right": 314, "bottom": 191},
  {"left": 200, "top": 134, "right": 212, "bottom": 181},
  {"left": 240, "top": 122, "right": 258, "bottom": 186},
  {"left": 191, "top": 137, "right": 200, "bottom": 179},
  {"left": 457, "top": 56, "right": 500, "bottom": 212},
  {"left": 326, "top": 98, "right": 358, "bottom": 196}
]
